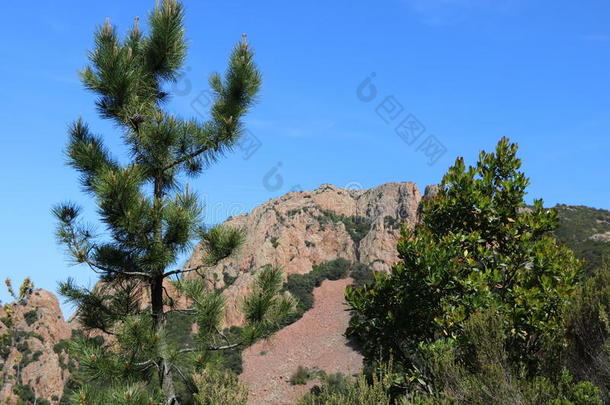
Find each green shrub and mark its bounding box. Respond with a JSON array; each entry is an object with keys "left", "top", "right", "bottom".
[
  {"left": 53, "top": 339, "right": 70, "bottom": 354},
  {"left": 13, "top": 384, "right": 36, "bottom": 404},
  {"left": 321, "top": 373, "right": 351, "bottom": 395},
  {"left": 350, "top": 262, "right": 375, "bottom": 288},
  {"left": 23, "top": 309, "right": 38, "bottom": 326},
  {"left": 270, "top": 236, "right": 279, "bottom": 248},
  {"left": 317, "top": 211, "right": 371, "bottom": 244},
  {"left": 384, "top": 216, "right": 401, "bottom": 230},
  {"left": 415, "top": 310, "right": 603, "bottom": 405},
  {"left": 193, "top": 367, "right": 248, "bottom": 405},
  {"left": 563, "top": 261, "right": 610, "bottom": 400},
  {"left": 298, "top": 366, "right": 406, "bottom": 405},
  {"left": 0, "top": 316, "right": 12, "bottom": 328},
  {"left": 0, "top": 334, "right": 12, "bottom": 360},
  {"left": 347, "top": 138, "right": 581, "bottom": 377},
  {"left": 285, "top": 259, "right": 351, "bottom": 314},
  {"left": 223, "top": 272, "right": 238, "bottom": 288},
  {"left": 16, "top": 341, "right": 29, "bottom": 353},
  {"left": 290, "top": 366, "right": 315, "bottom": 385}
]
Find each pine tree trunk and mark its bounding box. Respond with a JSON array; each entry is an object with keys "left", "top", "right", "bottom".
[
  {"left": 151, "top": 177, "right": 179, "bottom": 405},
  {"left": 151, "top": 275, "right": 179, "bottom": 405}
]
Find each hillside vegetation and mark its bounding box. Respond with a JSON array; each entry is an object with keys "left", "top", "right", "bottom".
[{"left": 555, "top": 205, "right": 610, "bottom": 274}]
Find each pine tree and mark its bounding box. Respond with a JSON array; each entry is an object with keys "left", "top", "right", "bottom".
[{"left": 53, "top": 2, "right": 289, "bottom": 404}]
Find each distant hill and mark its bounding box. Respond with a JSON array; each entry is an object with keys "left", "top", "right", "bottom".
[{"left": 554, "top": 204, "right": 610, "bottom": 274}]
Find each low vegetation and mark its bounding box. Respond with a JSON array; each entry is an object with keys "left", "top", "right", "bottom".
[
  {"left": 192, "top": 367, "right": 248, "bottom": 405},
  {"left": 290, "top": 366, "right": 317, "bottom": 385},
  {"left": 283, "top": 259, "right": 373, "bottom": 324},
  {"left": 554, "top": 205, "right": 610, "bottom": 274},
  {"left": 299, "top": 365, "right": 398, "bottom": 405},
  {"left": 317, "top": 211, "right": 371, "bottom": 245},
  {"left": 23, "top": 309, "right": 38, "bottom": 326}
]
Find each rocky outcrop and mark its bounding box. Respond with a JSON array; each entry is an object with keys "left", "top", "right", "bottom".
[
  {"left": 184, "top": 182, "right": 422, "bottom": 326},
  {"left": 0, "top": 289, "right": 72, "bottom": 404}
]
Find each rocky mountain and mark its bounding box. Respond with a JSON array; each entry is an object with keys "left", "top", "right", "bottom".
[
  {"left": 184, "top": 182, "right": 423, "bottom": 327},
  {"left": 0, "top": 290, "right": 72, "bottom": 404},
  {"left": 1, "top": 182, "right": 608, "bottom": 404}
]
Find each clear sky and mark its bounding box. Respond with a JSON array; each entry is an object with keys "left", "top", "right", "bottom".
[{"left": 1, "top": 0, "right": 609, "bottom": 311}]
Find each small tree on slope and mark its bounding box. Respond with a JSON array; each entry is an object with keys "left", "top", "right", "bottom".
[{"left": 53, "top": 2, "right": 290, "bottom": 404}]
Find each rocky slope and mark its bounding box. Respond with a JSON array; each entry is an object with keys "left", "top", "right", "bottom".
[
  {"left": 0, "top": 289, "right": 72, "bottom": 404},
  {"left": 185, "top": 182, "right": 423, "bottom": 327},
  {"left": 241, "top": 278, "right": 363, "bottom": 405}
]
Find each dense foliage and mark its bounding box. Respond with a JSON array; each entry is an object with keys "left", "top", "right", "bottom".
[
  {"left": 343, "top": 138, "right": 602, "bottom": 404},
  {"left": 562, "top": 261, "right": 610, "bottom": 400},
  {"left": 347, "top": 138, "right": 581, "bottom": 375},
  {"left": 304, "top": 312, "right": 605, "bottom": 405}
]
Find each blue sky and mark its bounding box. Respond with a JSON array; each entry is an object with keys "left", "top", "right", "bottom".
[{"left": 1, "top": 0, "right": 609, "bottom": 311}]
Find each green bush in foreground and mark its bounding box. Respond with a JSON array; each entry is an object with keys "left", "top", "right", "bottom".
[
  {"left": 563, "top": 261, "right": 610, "bottom": 400},
  {"left": 299, "top": 372, "right": 394, "bottom": 405},
  {"left": 301, "top": 311, "right": 604, "bottom": 405},
  {"left": 347, "top": 138, "right": 581, "bottom": 378},
  {"left": 290, "top": 366, "right": 316, "bottom": 385},
  {"left": 192, "top": 367, "right": 248, "bottom": 405},
  {"left": 418, "top": 310, "right": 602, "bottom": 405}
]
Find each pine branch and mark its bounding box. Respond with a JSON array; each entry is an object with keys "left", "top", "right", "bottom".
[
  {"left": 162, "top": 264, "right": 205, "bottom": 278},
  {"left": 163, "top": 143, "right": 213, "bottom": 172},
  {"left": 84, "top": 259, "right": 151, "bottom": 279},
  {"left": 177, "top": 343, "right": 240, "bottom": 353},
  {"left": 66, "top": 118, "right": 119, "bottom": 193},
  {"left": 145, "top": 0, "right": 186, "bottom": 81}
]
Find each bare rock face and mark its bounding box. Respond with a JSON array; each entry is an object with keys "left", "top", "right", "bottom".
[
  {"left": 0, "top": 289, "right": 72, "bottom": 404},
  {"left": 185, "top": 182, "right": 422, "bottom": 327}
]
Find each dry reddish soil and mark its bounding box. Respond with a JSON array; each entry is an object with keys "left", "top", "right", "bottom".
[{"left": 240, "top": 278, "right": 363, "bottom": 405}]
